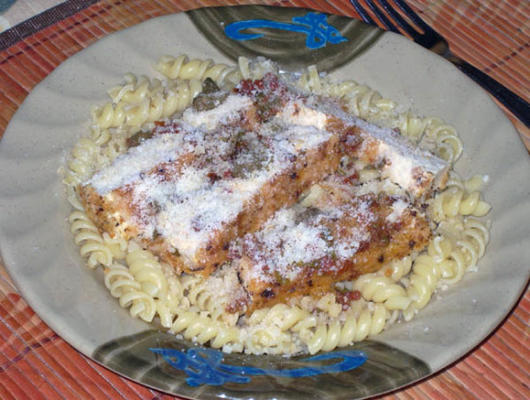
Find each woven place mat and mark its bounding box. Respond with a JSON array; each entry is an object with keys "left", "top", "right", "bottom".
[{"left": 0, "top": 1, "right": 528, "bottom": 399}]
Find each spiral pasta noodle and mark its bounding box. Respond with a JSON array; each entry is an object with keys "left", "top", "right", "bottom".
[
  {"left": 248, "top": 304, "right": 311, "bottom": 331},
  {"left": 420, "top": 117, "right": 463, "bottom": 163},
  {"left": 297, "top": 70, "right": 397, "bottom": 122},
  {"left": 92, "top": 75, "right": 204, "bottom": 131},
  {"left": 91, "top": 102, "right": 127, "bottom": 130},
  {"left": 184, "top": 276, "right": 234, "bottom": 323},
  {"left": 431, "top": 187, "right": 491, "bottom": 221},
  {"left": 430, "top": 172, "right": 491, "bottom": 222},
  {"left": 155, "top": 55, "right": 242, "bottom": 87},
  {"left": 155, "top": 265, "right": 188, "bottom": 328},
  {"left": 394, "top": 112, "right": 426, "bottom": 143},
  {"left": 126, "top": 245, "right": 168, "bottom": 299},
  {"left": 353, "top": 274, "right": 411, "bottom": 311},
  {"left": 298, "top": 302, "right": 390, "bottom": 354},
  {"left": 402, "top": 254, "right": 444, "bottom": 321},
  {"left": 69, "top": 211, "right": 113, "bottom": 268},
  {"left": 63, "top": 138, "right": 99, "bottom": 206},
  {"left": 378, "top": 256, "right": 413, "bottom": 282},
  {"left": 455, "top": 218, "right": 490, "bottom": 272},
  {"left": 244, "top": 304, "right": 311, "bottom": 355},
  {"left": 102, "top": 232, "right": 127, "bottom": 259},
  {"left": 169, "top": 309, "right": 241, "bottom": 350},
  {"left": 344, "top": 85, "right": 396, "bottom": 121},
  {"left": 104, "top": 262, "right": 140, "bottom": 297},
  {"left": 104, "top": 262, "right": 157, "bottom": 322}
]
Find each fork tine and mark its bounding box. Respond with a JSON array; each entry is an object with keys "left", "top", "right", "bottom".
[
  {"left": 375, "top": 0, "right": 423, "bottom": 38},
  {"left": 362, "top": 0, "right": 399, "bottom": 32},
  {"left": 349, "top": 0, "right": 376, "bottom": 25},
  {"left": 391, "top": 0, "right": 433, "bottom": 33},
  {"left": 391, "top": 0, "right": 442, "bottom": 47}
]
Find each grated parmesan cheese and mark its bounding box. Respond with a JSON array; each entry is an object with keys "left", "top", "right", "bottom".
[
  {"left": 386, "top": 198, "right": 409, "bottom": 223},
  {"left": 242, "top": 194, "right": 376, "bottom": 284},
  {"left": 277, "top": 100, "right": 328, "bottom": 130},
  {"left": 182, "top": 94, "right": 252, "bottom": 130},
  {"left": 87, "top": 127, "right": 203, "bottom": 193}
]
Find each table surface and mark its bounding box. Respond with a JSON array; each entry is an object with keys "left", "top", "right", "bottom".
[{"left": 0, "top": 1, "right": 528, "bottom": 399}]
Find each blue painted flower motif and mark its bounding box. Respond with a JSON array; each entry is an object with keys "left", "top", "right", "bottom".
[
  {"left": 224, "top": 12, "right": 348, "bottom": 49},
  {"left": 150, "top": 347, "right": 367, "bottom": 386}
]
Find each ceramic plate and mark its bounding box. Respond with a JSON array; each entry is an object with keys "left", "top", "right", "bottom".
[{"left": 1, "top": 6, "right": 529, "bottom": 399}]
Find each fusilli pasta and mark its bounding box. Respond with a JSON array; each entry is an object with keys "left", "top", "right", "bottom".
[
  {"left": 69, "top": 211, "right": 113, "bottom": 268},
  {"left": 299, "top": 302, "right": 390, "bottom": 354},
  {"left": 104, "top": 262, "right": 157, "bottom": 322}
]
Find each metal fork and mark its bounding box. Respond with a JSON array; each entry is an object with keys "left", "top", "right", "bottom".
[{"left": 349, "top": 0, "right": 530, "bottom": 127}]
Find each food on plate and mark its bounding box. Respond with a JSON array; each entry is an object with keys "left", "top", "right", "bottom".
[
  {"left": 64, "top": 56, "right": 491, "bottom": 355},
  {"left": 235, "top": 179, "right": 432, "bottom": 313},
  {"left": 79, "top": 77, "right": 342, "bottom": 276}
]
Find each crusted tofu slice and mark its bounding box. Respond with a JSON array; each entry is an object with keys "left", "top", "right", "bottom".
[
  {"left": 233, "top": 179, "right": 431, "bottom": 312},
  {"left": 79, "top": 121, "right": 202, "bottom": 242},
  {"left": 280, "top": 97, "right": 449, "bottom": 199},
  {"left": 79, "top": 92, "right": 256, "bottom": 265},
  {"left": 80, "top": 93, "right": 341, "bottom": 276}
]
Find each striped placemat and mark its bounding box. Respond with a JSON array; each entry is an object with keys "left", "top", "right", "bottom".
[{"left": 0, "top": 1, "right": 529, "bottom": 399}]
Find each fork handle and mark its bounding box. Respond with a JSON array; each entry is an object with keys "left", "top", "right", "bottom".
[{"left": 454, "top": 60, "right": 530, "bottom": 127}]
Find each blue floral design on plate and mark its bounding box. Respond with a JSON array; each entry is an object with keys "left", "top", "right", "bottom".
[
  {"left": 224, "top": 12, "right": 347, "bottom": 49},
  {"left": 150, "top": 347, "right": 367, "bottom": 386},
  {"left": 93, "top": 330, "right": 430, "bottom": 398}
]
